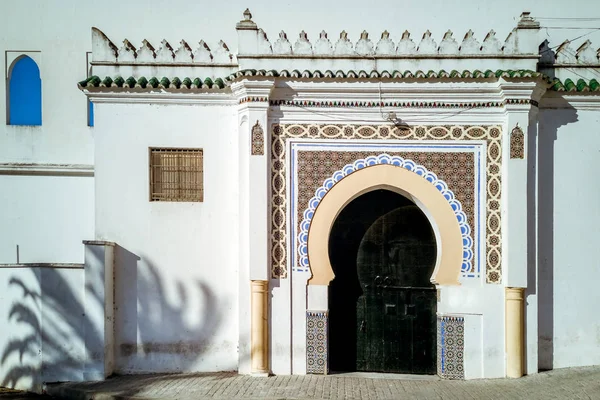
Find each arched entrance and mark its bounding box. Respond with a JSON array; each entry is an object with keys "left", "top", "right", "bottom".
[{"left": 328, "top": 189, "right": 437, "bottom": 374}]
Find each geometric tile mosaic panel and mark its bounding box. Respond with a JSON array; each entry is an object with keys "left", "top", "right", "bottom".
[
  {"left": 437, "top": 315, "right": 465, "bottom": 379},
  {"left": 306, "top": 311, "right": 328, "bottom": 374},
  {"left": 271, "top": 124, "right": 503, "bottom": 283},
  {"left": 251, "top": 121, "right": 265, "bottom": 156},
  {"left": 295, "top": 153, "right": 474, "bottom": 277},
  {"left": 510, "top": 125, "right": 524, "bottom": 159}
]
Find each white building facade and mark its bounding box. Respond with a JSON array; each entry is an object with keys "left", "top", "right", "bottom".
[{"left": 1, "top": 2, "right": 600, "bottom": 392}]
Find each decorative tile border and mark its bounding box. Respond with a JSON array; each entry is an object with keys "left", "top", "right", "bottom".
[
  {"left": 270, "top": 99, "right": 538, "bottom": 108},
  {"left": 295, "top": 153, "right": 473, "bottom": 276},
  {"left": 239, "top": 96, "right": 269, "bottom": 104},
  {"left": 271, "top": 124, "right": 503, "bottom": 283},
  {"left": 510, "top": 125, "right": 524, "bottom": 159},
  {"left": 306, "top": 311, "right": 328, "bottom": 374},
  {"left": 270, "top": 99, "right": 504, "bottom": 108},
  {"left": 437, "top": 315, "right": 465, "bottom": 379},
  {"left": 251, "top": 121, "right": 264, "bottom": 155}
]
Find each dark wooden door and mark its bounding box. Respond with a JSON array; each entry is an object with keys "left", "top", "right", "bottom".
[
  {"left": 328, "top": 191, "right": 437, "bottom": 374},
  {"left": 355, "top": 205, "right": 437, "bottom": 374}
]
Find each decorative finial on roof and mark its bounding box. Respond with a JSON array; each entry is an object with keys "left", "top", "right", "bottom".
[
  {"left": 219, "top": 40, "right": 230, "bottom": 52},
  {"left": 381, "top": 30, "right": 390, "bottom": 39},
  {"left": 443, "top": 30, "right": 453, "bottom": 40},
  {"left": 576, "top": 39, "right": 596, "bottom": 63},
  {"left": 118, "top": 39, "right": 137, "bottom": 62},
  {"left": 315, "top": 30, "right": 332, "bottom": 55},
  {"left": 334, "top": 30, "right": 353, "bottom": 54},
  {"left": 401, "top": 30, "right": 410, "bottom": 40},
  {"left": 142, "top": 39, "right": 156, "bottom": 52},
  {"left": 279, "top": 31, "right": 288, "bottom": 40},
  {"left": 422, "top": 30, "right": 432, "bottom": 39},
  {"left": 484, "top": 30, "right": 496, "bottom": 41},
  {"left": 576, "top": 39, "right": 592, "bottom": 54},
  {"left": 122, "top": 39, "right": 136, "bottom": 51},
  {"left": 464, "top": 30, "right": 474, "bottom": 40},
  {"left": 360, "top": 31, "right": 369, "bottom": 40},
  {"left": 294, "top": 31, "right": 312, "bottom": 54},
  {"left": 518, "top": 11, "right": 539, "bottom": 29},
  {"left": 236, "top": 8, "right": 257, "bottom": 30}
]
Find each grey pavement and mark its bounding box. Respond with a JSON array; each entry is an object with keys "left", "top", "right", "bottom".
[{"left": 32, "top": 366, "right": 600, "bottom": 399}]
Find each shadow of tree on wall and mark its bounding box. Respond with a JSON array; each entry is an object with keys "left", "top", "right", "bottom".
[
  {"left": 115, "top": 246, "right": 226, "bottom": 372},
  {"left": 1, "top": 246, "right": 227, "bottom": 392}
]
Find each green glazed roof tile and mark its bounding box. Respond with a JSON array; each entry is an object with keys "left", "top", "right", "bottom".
[
  {"left": 77, "top": 69, "right": 598, "bottom": 94},
  {"left": 125, "top": 76, "right": 136, "bottom": 88},
  {"left": 148, "top": 77, "right": 159, "bottom": 88}
]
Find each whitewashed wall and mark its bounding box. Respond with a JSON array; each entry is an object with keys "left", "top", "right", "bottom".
[
  {"left": 93, "top": 101, "right": 240, "bottom": 373},
  {"left": 0, "top": 266, "right": 86, "bottom": 392},
  {"left": 2, "top": 0, "right": 600, "bottom": 384},
  {"left": 0, "top": 174, "right": 94, "bottom": 263},
  {"left": 538, "top": 105, "right": 600, "bottom": 370}
]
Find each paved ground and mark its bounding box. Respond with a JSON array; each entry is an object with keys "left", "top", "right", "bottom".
[
  {"left": 34, "top": 366, "right": 600, "bottom": 399},
  {"left": 0, "top": 387, "right": 50, "bottom": 400}
]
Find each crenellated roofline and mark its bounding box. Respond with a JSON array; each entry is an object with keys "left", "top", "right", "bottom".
[{"left": 82, "top": 10, "right": 600, "bottom": 95}]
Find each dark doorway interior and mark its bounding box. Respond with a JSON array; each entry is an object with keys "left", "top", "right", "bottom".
[{"left": 328, "top": 189, "right": 437, "bottom": 374}]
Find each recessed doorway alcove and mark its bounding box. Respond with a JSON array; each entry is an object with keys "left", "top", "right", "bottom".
[{"left": 328, "top": 189, "right": 437, "bottom": 374}]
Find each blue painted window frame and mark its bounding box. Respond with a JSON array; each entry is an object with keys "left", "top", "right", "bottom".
[{"left": 8, "top": 55, "right": 42, "bottom": 126}]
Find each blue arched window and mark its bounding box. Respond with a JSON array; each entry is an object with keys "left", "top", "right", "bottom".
[{"left": 8, "top": 56, "right": 42, "bottom": 126}]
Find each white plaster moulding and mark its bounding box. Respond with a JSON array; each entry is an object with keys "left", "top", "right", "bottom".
[
  {"left": 0, "top": 163, "right": 94, "bottom": 176},
  {"left": 268, "top": 109, "right": 507, "bottom": 125},
  {"left": 91, "top": 61, "right": 239, "bottom": 68},
  {"left": 0, "top": 263, "right": 84, "bottom": 269},
  {"left": 83, "top": 90, "right": 236, "bottom": 105},
  {"left": 237, "top": 54, "right": 540, "bottom": 60},
  {"left": 538, "top": 63, "right": 600, "bottom": 68},
  {"left": 83, "top": 240, "right": 116, "bottom": 246},
  {"left": 540, "top": 93, "right": 600, "bottom": 110},
  {"left": 272, "top": 84, "right": 503, "bottom": 96}
]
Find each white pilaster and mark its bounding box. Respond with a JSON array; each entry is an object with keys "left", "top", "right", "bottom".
[
  {"left": 499, "top": 79, "right": 545, "bottom": 376},
  {"left": 232, "top": 79, "right": 275, "bottom": 374}
]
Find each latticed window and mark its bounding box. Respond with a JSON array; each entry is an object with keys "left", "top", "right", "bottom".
[{"left": 149, "top": 148, "right": 204, "bottom": 202}]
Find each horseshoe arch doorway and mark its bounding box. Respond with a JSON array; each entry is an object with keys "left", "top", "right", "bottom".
[{"left": 328, "top": 189, "right": 437, "bottom": 374}]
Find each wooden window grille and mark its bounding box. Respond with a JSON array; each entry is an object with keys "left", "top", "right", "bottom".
[{"left": 149, "top": 148, "right": 204, "bottom": 202}]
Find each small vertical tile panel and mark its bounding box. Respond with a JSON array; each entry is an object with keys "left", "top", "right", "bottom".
[
  {"left": 437, "top": 315, "right": 465, "bottom": 379},
  {"left": 510, "top": 125, "right": 524, "bottom": 159},
  {"left": 251, "top": 121, "right": 264, "bottom": 156},
  {"left": 306, "top": 311, "right": 328, "bottom": 374}
]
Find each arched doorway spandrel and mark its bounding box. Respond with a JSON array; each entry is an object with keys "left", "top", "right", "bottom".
[{"left": 307, "top": 164, "right": 463, "bottom": 286}]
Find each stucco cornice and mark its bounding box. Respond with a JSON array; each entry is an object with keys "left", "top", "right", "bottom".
[
  {"left": 83, "top": 90, "right": 236, "bottom": 105},
  {"left": 540, "top": 92, "right": 600, "bottom": 110}
]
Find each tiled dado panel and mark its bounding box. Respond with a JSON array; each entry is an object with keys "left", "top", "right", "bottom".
[
  {"left": 437, "top": 315, "right": 465, "bottom": 379},
  {"left": 306, "top": 311, "right": 328, "bottom": 374},
  {"left": 271, "top": 124, "right": 503, "bottom": 283}
]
